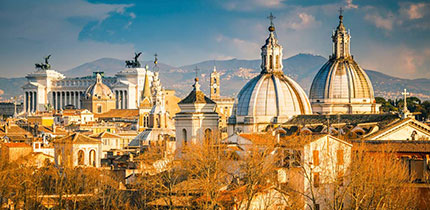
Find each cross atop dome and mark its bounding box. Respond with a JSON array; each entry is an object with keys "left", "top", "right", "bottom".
[
  {"left": 193, "top": 66, "right": 201, "bottom": 91},
  {"left": 267, "top": 12, "right": 276, "bottom": 32}
]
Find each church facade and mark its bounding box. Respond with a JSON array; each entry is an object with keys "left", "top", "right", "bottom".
[{"left": 22, "top": 64, "right": 153, "bottom": 113}]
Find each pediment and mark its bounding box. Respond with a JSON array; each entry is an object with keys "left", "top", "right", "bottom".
[
  {"left": 366, "top": 118, "right": 430, "bottom": 141},
  {"left": 22, "top": 82, "right": 43, "bottom": 89},
  {"left": 111, "top": 80, "right": 135, "bottom": 88}
]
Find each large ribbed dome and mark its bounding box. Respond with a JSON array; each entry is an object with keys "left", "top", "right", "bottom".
[
  {"left": 229, "top": 18, "right": 312, "bottom": 134},
  {"left": 309, "top": 14, "right": 379, "bottom": 114},
  {"left": 84, "top": 74, "right": 115, "bottom": 100},
  {"left": 237, "top": 73, "right": 312, "bottom": 118},
  {"left": 309, "top": 58, "right": 374, "bottom": 102}
]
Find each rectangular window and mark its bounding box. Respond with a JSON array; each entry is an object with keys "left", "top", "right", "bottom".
[
  {"left": 337, "top": 150, "right": 344, "bottom": 165},
  {"left": 313, "top": 150, "right": 319, "bottom": 166},
  {"left": 314, "top": 172, "right": 320, "bottom": 188}
]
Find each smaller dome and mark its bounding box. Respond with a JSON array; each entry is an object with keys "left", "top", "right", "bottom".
[{"left": 84, "top": 74, "right": 114, "bottom": 100}]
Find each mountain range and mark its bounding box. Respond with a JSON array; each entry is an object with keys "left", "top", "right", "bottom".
[{"left": 1, "top": 54, "right": 429, "bottom": 101}]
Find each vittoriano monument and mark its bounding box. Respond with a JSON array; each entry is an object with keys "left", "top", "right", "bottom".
[
  {"left": 35, "top": 55, "right": 51, "bottom": 70},
  {"left": 125, "top": 52, "right": 142, "bottom": 68}
]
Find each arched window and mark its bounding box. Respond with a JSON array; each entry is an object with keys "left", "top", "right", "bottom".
[
  {"left": 276, "top": 55, "right": 280, "bottom": 68},
  {"left": 204, "top": 128, "right": 213, "bottom": 144},
  {"left": 89, "top": 150, "right": 96, "bottom": 167},
  {"left": 78, "top": 150, "right": 85, "bottom": 166},
  {"left": 182, "top": 129, "right": 187, "bottom": 145},
  {"left": 97, "top": 105, "right": 102, "bottom": 113},
  {"left": 144, "top": 115, "right": 149, "bottom": 127}
]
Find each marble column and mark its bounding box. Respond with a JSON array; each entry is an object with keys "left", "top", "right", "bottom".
[
  {"left": 124, "top": 91, "right": 128, "bottom": 109},
  {"left": 60, "top": 92, "right": 63, "bottom": 109},
  {"left": 119, "top": 91, "right": 123, "bottom": 109},
  {"left": 29, "top": 92, "right": 33, "bottom": 112},
  {"left": 52, "top": 92, "right": 56, "bottom": 110},
  {"left": 24, "top": 92, "right": 28, "bottom": 113},
  {"left": 115, "top": 90, "right": 118, "bottom": 109},
  {"left": 34, "top": 92, "right": 37, "bottom": 112}
]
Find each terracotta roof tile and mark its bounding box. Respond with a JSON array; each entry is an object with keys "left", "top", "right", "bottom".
[
  {"left": 94, "top": 109, "right": 139, "bottom": 119},
  {"left": 91, "top": 131, "right": 121, "bottom": 139},
  {"left": 3, "top": 142, "right": 31, "bottom": 148},
  {"left": 178, "top": 90, "right": 215, "bottom": 104}
]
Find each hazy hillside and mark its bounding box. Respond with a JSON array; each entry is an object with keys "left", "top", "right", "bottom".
[
  {"left": 2, "top": 54, "right": 430, "bottom": 101},
  {"left": 63, "top": 58, "right": 177, "bottom": 77},
  {"left": 0, "top": 77, "right": 27, "bottom": 100}
]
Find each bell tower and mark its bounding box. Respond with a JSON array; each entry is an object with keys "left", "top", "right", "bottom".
[{"left": 210, "top": 66, "right": 220, "bottom": 99}]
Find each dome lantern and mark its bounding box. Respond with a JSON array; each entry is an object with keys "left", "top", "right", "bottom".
[{"left": 261, "top": 13, "right": 283, "bottom": 74}]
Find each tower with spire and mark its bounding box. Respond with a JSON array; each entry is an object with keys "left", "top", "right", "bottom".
[
  {"left": 138, "top": 65, "right": 152, "bottom": 131},
  {"left": 208, "top": 64, "right": 235, "bottom": 139},
  {"left": 210, "top": 65, "right": 220, "bottom": 99}
]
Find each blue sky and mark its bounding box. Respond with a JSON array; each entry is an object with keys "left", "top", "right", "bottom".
[{"left": 0, "top": 0, "right": 429, "bottom": 79}]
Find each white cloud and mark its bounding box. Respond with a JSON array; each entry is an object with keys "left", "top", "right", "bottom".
[
  {"left": 214, "top": 35, "right": 260, "bottom": 59},
  {"left": 273, "top": 11, "right": 321, "bottom": 31},
  {"left": 404, "top": 3, "right": 428, "bottom": 20},
  {"left": 0, "top": 0, "right": 135, "bottom": 77},
  {"left": 358, "top": 44, "right": 430, "bottom": 79},
  {"left": 288, "top": 13, "right": 320, "bottom": 30},
  {"left": 345, "top": 0, "right": 358, "bottom": 9},
  {"left": 364, "top": 12, "right": 394, "bottom": 31},
  {"left": 129, "top": 12, "right": 136, "bottom": 19},
  {"left": 222, "top": 0, "right": 285, "bottom": 11}
]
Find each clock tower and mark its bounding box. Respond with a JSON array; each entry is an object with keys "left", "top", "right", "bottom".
[{"left": 210, "top": 66, "right": 220, "bottom": 99}]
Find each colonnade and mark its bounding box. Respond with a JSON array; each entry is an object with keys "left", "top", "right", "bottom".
[
  {"left": 24, "top": 91, "right": 37, "bottom": 113},
  {"left": 24, "top": 89, "right": 130, "bottom": 113},
  {"left": 52, "top": 91, "right": 84, "bottom": 110},
  {"left": 114, "top": 90, "right": 128, "bottom": 109}
]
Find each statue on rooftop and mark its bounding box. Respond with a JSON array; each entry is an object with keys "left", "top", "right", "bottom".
[
  {"left": 125, "top": 52, "right": 142, "bottom": 68},
  {"left": 35, "top": 55, "right": 51, "bottom": 70}
]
